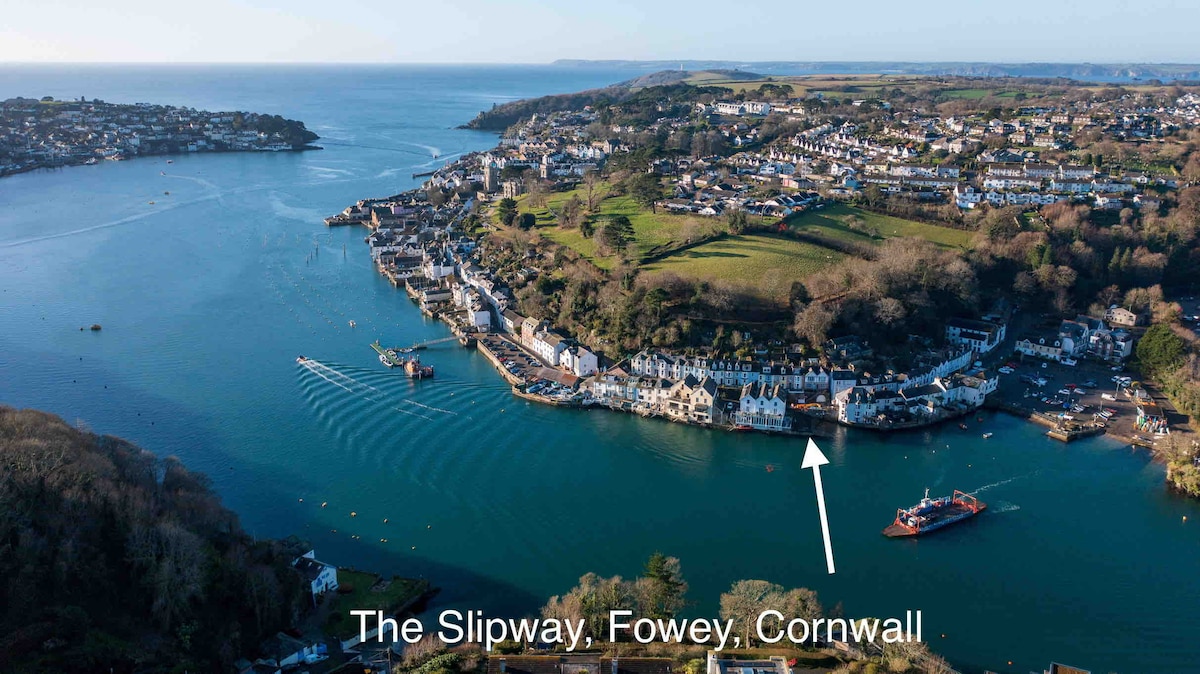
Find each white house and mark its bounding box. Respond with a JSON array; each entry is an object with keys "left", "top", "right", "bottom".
[
  {"left": 293, "top": 550, "right": 338, "bottom": 602},
  {"left": 560, "top": 345, "right": 598, "bottom": 377},
  {"left": 531, "top": 330, "right": 568, "bottom": 366},
  {"left": 733, "top": 382, "right": 791, "bottom": 431},
  {"left": 1104, "top": 305, "right": 1141, "bottom": 328},
  {"left": 945, "top": 318, "right": 1007, "bottom": 355}
]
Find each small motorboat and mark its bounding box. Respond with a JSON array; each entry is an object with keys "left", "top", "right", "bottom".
[
  {"left": 296, "top": 355, "right": 308, "bottom": 364},
  {"left": 982, "top": 432, "right": 993, "bottom": 439},
  {"left": 348, "top": 320, "right": 356, "bottom": 328},
  {"left": 379, "top": 353, "right": 394, "bottom": 368}
]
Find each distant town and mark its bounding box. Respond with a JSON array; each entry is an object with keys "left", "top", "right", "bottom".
[
  {"left": 327, "top": 72, "right": 1200, "bottom": 498},
  {"left": 0, "top": 96, "right": 320, "bottom": 177}
]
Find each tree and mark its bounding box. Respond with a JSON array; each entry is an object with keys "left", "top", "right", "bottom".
[
  {"left": 719, "top": 580, "right": 781, "bottom": 648},
  {"left": 637, "top": 553, "right": 688, "bottom": 619},
  {"left": 559, "top": 195, "right": 585, "bottom": 229},
  {"left": 597, "top": 215, "right": 635, "bottom": 252},
  {"left": 793, "top": 302, "right": 835, "bottom": 347},
  {"left": 496, "top": 198, "right": 518, "bottom": 227},
  {"left": 583, "top": 170, "right": 603, "bottom": 212},
  {"left": 516, "top": 212, "right": 536, "bottom": 230},
  {"left": 627, "top": 173, "right": 664, "bottom": 210},
  {"left": 1137, "top": 324, "right": 1186, "bottom": 375},
  {"left": 727, "top": 209, "right": 749, "bottom": 234}
]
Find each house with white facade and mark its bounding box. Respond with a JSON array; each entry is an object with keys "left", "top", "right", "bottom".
[
  {"left": 945, "top": 317, "right": 1007, "bottom": 355},
  {"left": 560, "top": 344, "right": 598, "bottom": 377},
  {"left": 293, "top": 550, "right": 338, "bottom": 603},
  {"left": 733, "top": 382, "right": 791, "bottom": 431}
]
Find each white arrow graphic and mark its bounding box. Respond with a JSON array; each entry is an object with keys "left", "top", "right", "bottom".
[{"left": 802, "top": 438, "right": 836, "bottom": 574}]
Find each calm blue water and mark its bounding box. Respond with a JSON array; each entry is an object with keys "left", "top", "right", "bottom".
[{"left": 2, "top": 65, "right": 1198, "bottom": 674}]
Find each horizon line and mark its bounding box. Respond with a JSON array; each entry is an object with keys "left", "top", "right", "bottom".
[{"left": 4, "top": 59, "right": 1200, "bottom": 67}]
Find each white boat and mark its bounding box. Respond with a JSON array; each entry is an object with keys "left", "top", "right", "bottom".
[
  {"left": 379, "top": 353, "right": 394, "bottom": 368},
  {"left": 982, "top": 432, "right": 993, "bottom": 439}
]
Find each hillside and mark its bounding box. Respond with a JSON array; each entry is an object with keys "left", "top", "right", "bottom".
[
  {"left": 0, "top": 407, "right": 309, "bottom": 673},
  {"left": 551, "top": 59, "right": 1200, "bottom": 81}
]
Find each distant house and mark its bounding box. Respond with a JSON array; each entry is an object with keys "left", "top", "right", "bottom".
[
  {"left": 945, "top": 317, "right": 1007, "bottom": 355},
  {"left": 293, "top": 550, "right": 338, "bottom": 602},
  {"left": 1105, "top": 305, "right": 1141, "bottom": 327},
  {"left": 502, "top": 309, "right": 526, "bottom": 334},
  {"left": 1015, "top": 336, "right": 1064, "bottom": 361}
]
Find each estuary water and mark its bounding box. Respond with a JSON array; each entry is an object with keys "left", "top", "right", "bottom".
[{"left": 1, "top": 65, "right": 1198, "bottom": 674}]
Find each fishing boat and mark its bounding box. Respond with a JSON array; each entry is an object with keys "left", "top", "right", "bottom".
[{"left": 883, "top": 489, "right": 986, "bottom": 538}]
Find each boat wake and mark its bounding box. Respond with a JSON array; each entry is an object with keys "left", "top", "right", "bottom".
[
  {"left": 298, "top": 358, "right": 455, "bottom": 418},
  {"left": 968, "top": 472, "right": 1037, "bottom": 495},
  {"left": 299, "top": 358, "right": 431, "bottom": 420},
  {"left": 991, "top": 501, "right": 1021, "bottom": 513}
]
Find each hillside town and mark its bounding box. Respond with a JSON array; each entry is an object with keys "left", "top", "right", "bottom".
[
  {"left": 316, "top": 73, "right": 1200, "bottom": 487},
  {"left": 0, "top": 96, "right": 320, "bottom": 176},
  {"left": 462, "top": 85, "right": 1200, "bottom": 219}
]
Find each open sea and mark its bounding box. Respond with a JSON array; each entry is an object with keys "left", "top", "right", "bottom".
[{"left": 1, "top": 64, "right": 1198, "bottom": 674}]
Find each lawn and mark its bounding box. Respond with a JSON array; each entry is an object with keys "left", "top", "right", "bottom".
[
  {"left": 641, "top": 233, "right": 844, "bottom": 300},
  {"left": 785, "top": 203, "right": 974, "bottom": 249},
  {"left": 941, "top": 88, "right": 1022, "bottom": 100},
  {"left": 323, "top": 569, "right": 428, "bottom": 639},
  {"left": 511, "top": 182, "right": 716, "bottom": 269}
]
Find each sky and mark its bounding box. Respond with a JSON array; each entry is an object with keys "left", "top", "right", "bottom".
[{"left": 2, "top": 0, "right": 1200, "bottom": 64}]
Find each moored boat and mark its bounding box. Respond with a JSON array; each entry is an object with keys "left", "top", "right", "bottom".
[{"left": 883, "top": 489, "right": 986, "bottom": 537}]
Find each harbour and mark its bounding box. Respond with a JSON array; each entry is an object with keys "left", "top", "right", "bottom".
[{"left": 2, "top": 64, "right": 1200, "bottom": 674}]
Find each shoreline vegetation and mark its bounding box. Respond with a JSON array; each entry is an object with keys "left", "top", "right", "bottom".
[
  {"left": 0, "top": 405, "right": 437, "bottom": 672},
  {"left": 0, "top": 96, "right": 321, "bottom": 178}
]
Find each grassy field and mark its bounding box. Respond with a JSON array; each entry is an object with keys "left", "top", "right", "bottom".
[
  {"left": 323, "top": 569, "right": 427, "bottom": 639},
  {"left": 641, "top": 233, "right": 845, "bottom": 300},
  {"left": 511, "top": 183, "right": 716, "bottom": 269},
  {"left": 785, "top": 203, "right": 974, "bottom": 249},
  {"left": 683, "top": 73, "right": 932, "bottom": 97}
]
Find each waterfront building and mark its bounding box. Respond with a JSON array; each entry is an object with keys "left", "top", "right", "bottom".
[
  {"left": 733, "top": 382, "right": 791, "bottom": 431},
  {"left": 945, "top": 317, "right": 1007, "bottom": 355},
  {"left": 292, "top": 550, "right": 338, "bottom": 602},
  {"left": 662, "top": 376, "right": 719, "bottom": 425},
  {"left": 1016, "top": 336, "right": 1065, "bottom": 361},
  {"left": 560, "top": 345, "right": 598, "bottom": 377}
]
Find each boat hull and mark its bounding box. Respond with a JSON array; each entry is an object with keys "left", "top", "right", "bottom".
[{"left": 883, "top": 500, "right": 987, "bottom": 537}]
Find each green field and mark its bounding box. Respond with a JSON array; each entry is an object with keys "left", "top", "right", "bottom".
[
  {"left": 786, "top": 203, "right": 974, "bottom": 249},
  {"left": 510, "top": 183, "right": 717, "bottom": 269},
  {"left": 940, "top": 88, "right": 1023, "bottom": 100},
  {"left": 641, "top": 233, "right": 844, "bottom": 300}
]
